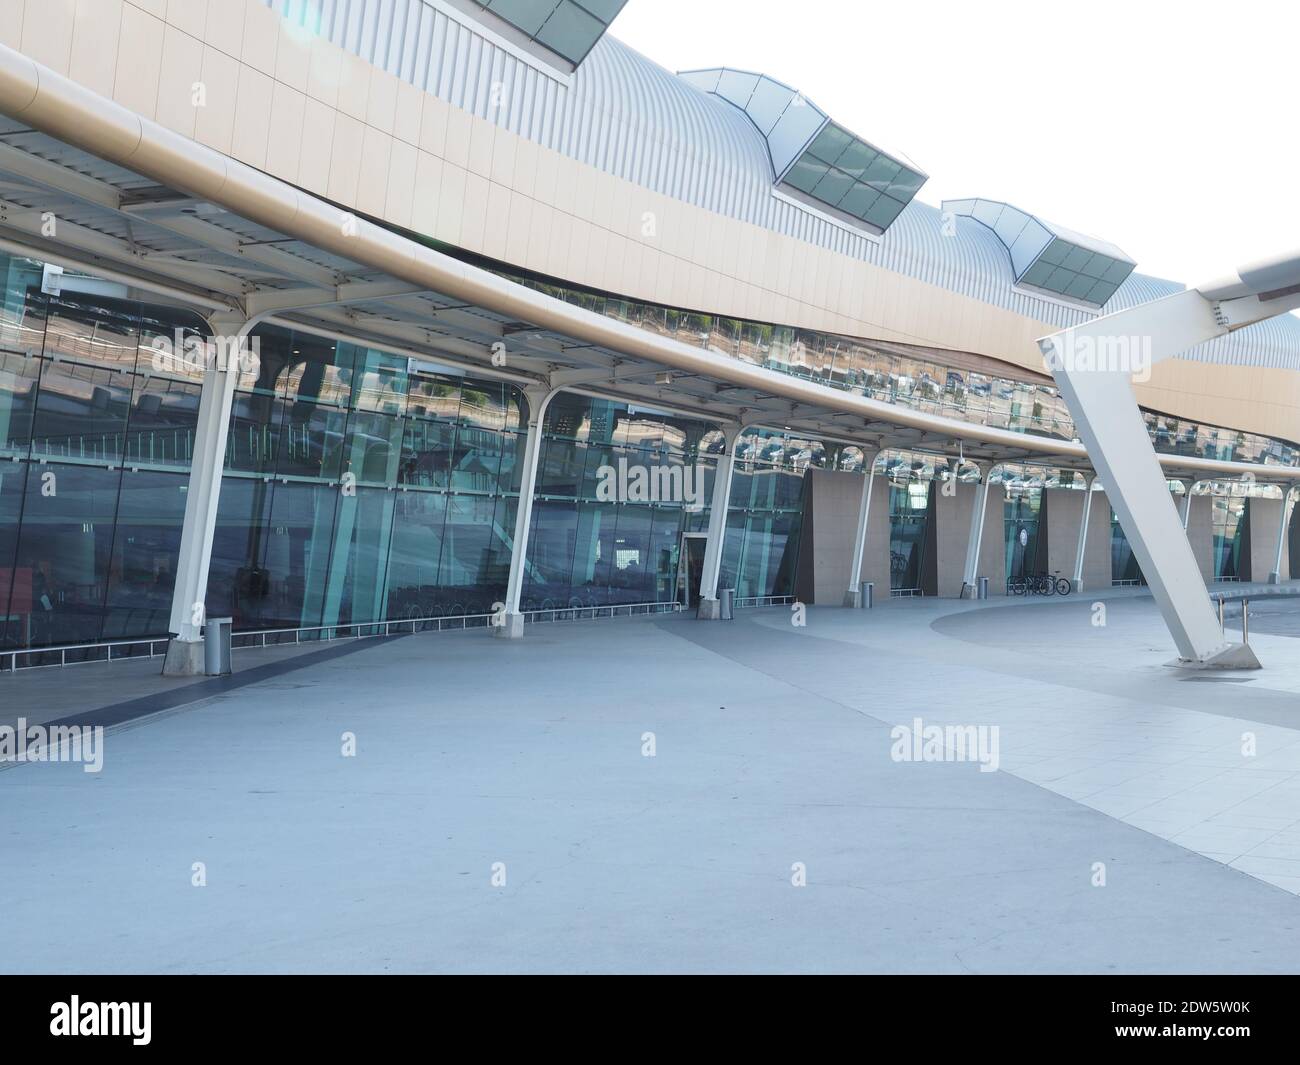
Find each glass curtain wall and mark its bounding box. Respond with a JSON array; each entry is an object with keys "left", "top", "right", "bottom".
[
  {"left": 205, "top": 325, "right": 527, "bottom": 631},
  {"left": 521, "top": 393, "right": 719, "bottom": 609},
  {"left": 717, "top": 429, "right": 814, "bottom": 599},
  {"left": 0, "top": 253, "right": 207, "bottom": 654},
  {"left": 1004, "top": 490, "right": 1043, "bottom": 583},
  {"left": 1111, "top": 511, "right": 1145, "bottom": 584},
  {"left": 1211, "top": 496, "right": 1247, "bottom": 580},
  {"left": 888, "top": 481, "right": 930, "bottom": 592},
  {"left": 508, "top": 272, "right": 1300, "bottom": 466}
]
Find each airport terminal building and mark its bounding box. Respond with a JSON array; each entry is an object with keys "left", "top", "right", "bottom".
[{"left": 0, "top": 0, "right": 1298, "bottom": 667}]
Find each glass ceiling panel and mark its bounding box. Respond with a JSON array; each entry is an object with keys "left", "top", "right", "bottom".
[{"left": 473, "top": 0, "right": 629, "bottom": 66}]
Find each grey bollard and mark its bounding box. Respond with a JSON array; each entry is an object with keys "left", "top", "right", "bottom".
[
  {"left": 860, "top": 581, "right": 873, "bottom": 609},
  {"left": 720, "top": 588, "right": 735, "bottom": 621},
  {"left": 203, "top": 617, "right": 233, "bottom": 676},
  {"left": 978, "top": 576, "right": 988, "bottom": 600}
]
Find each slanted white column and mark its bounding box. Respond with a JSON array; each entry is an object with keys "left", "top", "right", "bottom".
[
  {"left": 1071, "top": 476, "right": 1096, "bottom": 591},
  {"left": 842, "top": 452, "right": 880, "bottom": 607},
  {"left": 959, "top": 464, "right": 992, "bottom": 599},
  {"left": 495, "top": 386, "right": 558, "bottom": 639},
  {"left": 1269, "top": 486, "right": 1294, "bottom": 585},
  {"left": 163, "top": 312, "right": 254, "bottom": 675},
  {"left": 697, "top": 424, "right": 740, "bottom": 619},
  {"left": 1041, "top": 293, "right": 1257, "bottom": 667},
  {"left": 1180, "top": 481, "right": 1195, "bottom": 531}
]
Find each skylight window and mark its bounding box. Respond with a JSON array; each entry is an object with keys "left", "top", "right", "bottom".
[
  {"left": 782, "top": 122, "right": 926, "bottom": 232},
  {"left": 680, "top": 69, "right": 927, "bottom": 236},
  {"left": 468, "top": 0, "right": 628, "bottom": 67},
  {"left": 944, "top": 198, "right": 1136, "bottom": 308}
]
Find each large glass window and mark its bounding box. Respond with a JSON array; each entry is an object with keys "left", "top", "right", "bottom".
[
  {"left": 9, "top": 462, "right": 121, "bottom": 648},
  {"left": 101, "top": 469, "right": 188, "bottom": 639},
  {"left": 1111, "top": 510, "right": 1144, "bottom": 585},
  {"left": 1212, "top": 496, "right": 1247, "bottom": 580},
  {"left": 1004, "top": 490, "right": 1043, "bottom": 581},
  {"left": 438, "top": 494, "right": 513, "bottom": 614},
  {"left": 384, "top": 491, "right": 450, "bottom": 620},
  {"left": 0, "top": 461, "right": 28, "bottom": 648},
  {"left": 889, "top": 482, "right": 930, "bottom": 592}
]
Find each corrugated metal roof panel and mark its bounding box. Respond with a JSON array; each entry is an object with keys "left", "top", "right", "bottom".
[{"left": 262, "top": 0, "right": 1300, "bottom": 370}]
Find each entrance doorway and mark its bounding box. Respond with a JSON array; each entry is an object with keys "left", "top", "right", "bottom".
[{"left": 678, "top": 533, "right": 709, "bottom": 606}]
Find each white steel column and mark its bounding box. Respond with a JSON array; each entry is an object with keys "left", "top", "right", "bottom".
[
  {"left": 163, "top": 312, "right": 254, "bottom": 675},
  {"left": 1180, "top": 481, "right": 1195, "bottom": 531},
  {"left": 959, "top": 465, "right": 992, "bottom": 599},
  {"left": 1071, "top": 477, "right": 1095, "bottom": 592},
  {"left": 1269, "top": 486, "right": 1294, "bottom": 585},
  {"left": 1040, "top": 250, "right": 1300, "bottom": 667},
  {"left": 495, "top": 386, "right": 558, "bottom": 639},
  {"left": 1041, "top": 291, "right": 1261, "bottom": 667},
  {"left": 697, "top": 424, "right": 740, "bottom": 619},
  {"left": 842, "top": 452, "right": 879, "bottom": 607}
]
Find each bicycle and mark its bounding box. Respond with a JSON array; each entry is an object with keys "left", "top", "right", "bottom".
[{"left": 1006, "top": 573, "right": 1073, "bottom": 596}]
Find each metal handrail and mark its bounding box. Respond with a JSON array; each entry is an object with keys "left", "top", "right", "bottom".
[
  {"left": 1, "top": 635, "right": 173, "bottom": 673},
  {"left": 1210, "top": 586, "right": 1300, "bottom": 604},
  {"left": 733, "top": 595, "right": 794, "bottom": 608},
  {"left": 521, "top": 601, "right": 682, "bottom": 623},
  {"left": 1, "top": 601, "right": 687, "bottom": 672},
  {"left": 1208, "top": 586, "right": 1300, "bottom": 646}
]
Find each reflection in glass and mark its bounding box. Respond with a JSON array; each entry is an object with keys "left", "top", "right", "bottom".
[
  {"left": 8, "top": 463, "right": 121, "bottom": 648},
  {"left": 889, "top": 482, "right": 930, "bottom": 592},
  {"left": 101, "top": 469, "right": 188, "bottom": 639}
]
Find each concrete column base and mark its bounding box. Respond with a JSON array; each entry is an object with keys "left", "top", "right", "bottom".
[
  {"left": 1168, "top": 642, "right": 1263, "bottom": 671},
  {"left": 1268, "top": 571, "right": 1282, "bottom": 585},
  {"left": 162, "top": 638, "right": 205, "bottom": 676},
  {"left": 841, "top": 588, "right": 860, "bottom": 608},
  {"left": 1072, "top": 578, "right": 1084, "bottom": 593},
  {"left": 958, "top": 583, "right": 977, "bottom": 600},
  {"left": 492, "top": 613, "right": 526, "bottom": 639},
  {"left": 696, "top": 597, "right": 722, "bottom": 620}
]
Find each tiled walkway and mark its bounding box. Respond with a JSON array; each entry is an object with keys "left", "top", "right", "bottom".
[
  {"left": 751, "top": 588, "right": 1300, "bottom": 895},
  {"left": 1, "top": 588, "right": 1298, "bottom": 973}
]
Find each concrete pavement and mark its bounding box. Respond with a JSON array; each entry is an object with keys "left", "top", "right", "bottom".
[{"left": 1, "top": 590, "right": 1298, "bottom": 973}]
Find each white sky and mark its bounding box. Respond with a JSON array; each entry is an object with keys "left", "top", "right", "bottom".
[{"left": 610, "top": 0, "right": 1300, "bottom": 286}]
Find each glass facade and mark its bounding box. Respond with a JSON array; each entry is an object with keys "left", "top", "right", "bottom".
[
  {"left": 206, "top": 323, "right": 528, "bottom": 631},
  {"left": 1111, "top": 510, "right": 1145, "bottom": 585},
  {"left": 0, "top": 255, "right": 818, "bottom": 652},
  {"left": 518, "top": 392, "right": 718, "bottom": 609},
  {"left": 0, "top": 255, "right": 207, "bottom": 654},
  {"left": 718, "top": 429, "right": 813, "bottom": 599},
  {"left": 1211, "top": 496, "right": 1247, "bottom": 580},
  {"left": 2, "top": 246, "right": 1297, "bottom": 655},
  {"left": 1004, "top": 491, "right": 1044, "bottom": 582},
  {"left": 507, "top": 271, "right": 1300, "bottom": 465},
  {"left": 889, "top": 482, "right": 930, "bottom": 592}
]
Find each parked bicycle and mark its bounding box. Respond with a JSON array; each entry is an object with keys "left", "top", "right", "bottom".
[{"left": 1006, "top": 572, "right": 1073, "bottom": 596}]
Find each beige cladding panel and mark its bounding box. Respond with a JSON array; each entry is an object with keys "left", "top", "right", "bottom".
[
  {"left": 21, "top": 0, "right": 1300, "bottom": 445},
  {"left": 1185, "top": 495, "right": 1216, "bottom": 584},
  {"left": 805, "top": 469, "right": 891, "bottom": 604}
]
